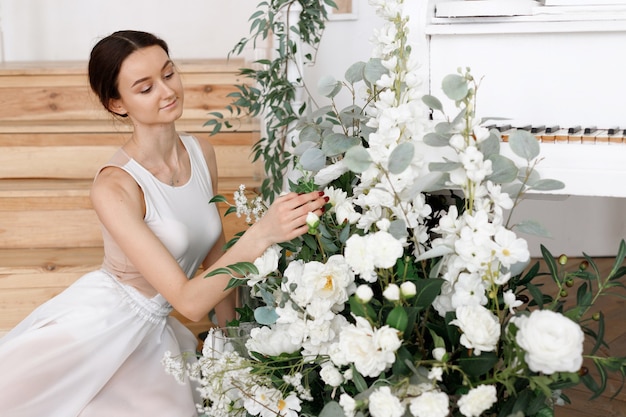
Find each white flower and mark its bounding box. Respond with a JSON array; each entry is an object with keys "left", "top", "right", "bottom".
[
  {"left": 344, "top": 234, "right": 376, "bottom": 281},
  {"left": 428, "top": 366, "right": 443, "bottom": 381},
  {"left": 383, "top": 283, "right": 400, "bottom": 301},
  {"left": 450, "top": 305, "right": 501, "bottom": 355},
  {"left": 457, "top": 385, "right": 497, "bottom": 417},
  {"left": 409, "top": 391, "right": 450, "bottom": 417},
  {"left": 368, "top": 386, "right": 404, "bottom": 417},
  {"left": 247, "top": 244, "right": 281, "bottom": 285},
  {"left": 246, "top": 325, "right": 301, "bottom": 356},
  {"left": 503, "top": 290, "right": 523, "bottom": 314},
  {"left": 371, "top": 231, "right": 404, "bottom": 268},
  {"left": 400, "top": 281, "right": 417, "bottom": 298},
  {"left": 432, "top": 347, "right": 446, "bottom": 362},
  {"left": 339, "top": 393, "right": 357, "bottom": 417},
  {"left": 493, "top": 227, "right": 530, "bottom": 268},
  {"left": 514, "top": 309, "right": 584, "bottom": 374},
  {"left": 329, "top": 316, "right": 400, "bottom": 377},
  {"left": 306, "top": 211, "right": 320, "bottom": 233},
  {"left": 320, "top": 363, "right": 344, "bottom": 387},
  {"left": 356, "top": 284, "right": 374, "bottom": 303}
]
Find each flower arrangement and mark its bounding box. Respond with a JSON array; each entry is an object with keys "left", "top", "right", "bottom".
[{"left": 164, "top": 0, "right": 626, "bottom": 416}]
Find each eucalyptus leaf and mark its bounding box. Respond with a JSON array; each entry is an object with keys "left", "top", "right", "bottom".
[
  {"left": 487, "top": 154, "right": 518, "bottom": 184},
  {"left": 300, "top": 147, "right": 327, "bottom": 171},
  {"left": 442, "top": 74, "right": 469, "bottom": 101},
  {"left": 317, "top": 75, "right": 341, "bottom": 98},
  {"left": 435, "top": 121, "right": 454, "bottom": 135},
  {"left": 345, "top": 61, "right": 366, "bottom": 84},
  {"left": 422, "top": 94, "right": 443, "bottom": 112},
  {"left": 477, "top": 131, "right": 501, "bottom": 157},
  {"left": 429, "top": 161, "right": 462, "bottom": 172},
  {"left": 424, "top": 132, "right": 451, "bottom": 147},
  {"left": 416, "top": 245, "right": 454, "bottom": 261},
  {"left": 363, "top": 58, "right": 387, "bottom": 86},
  {"left": 298, "top": 124, "right": 322, "bottom": 143},
  {"left": 508, "top": 129, "right": 540, "bottom": 160},
  {"left": 388, "top": 142, "right": 415, "bottom": 174},
  {"left": 407, "top": 171, "right": 447, "bottom": 194},
  {"left": 388, "top": 219, "right": 408, "bottom": 239},
  {"left": 254, "top": 306, "right": 278, "bottom": 325},
  {"left": 321, "top": 134, "right": 357, "bottom": 157},
  {"left": 293, "top": 140, "right": 318, "bottom": 157},
  {"left": 528, "top": 178, "right": 566, "bottom": 191},
  {"left": 344, "top": 145, "right": 372, "bottom": 173},
  {"left": 514, "top": 219, "right": 553, "bottom": 238},
  {"left": 319, "top": 401, "right": 345, "bottom": 417}
]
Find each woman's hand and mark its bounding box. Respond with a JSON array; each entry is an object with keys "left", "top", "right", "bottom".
[{"left": 252, "top": 191, "right": 328, "bottom": 247}]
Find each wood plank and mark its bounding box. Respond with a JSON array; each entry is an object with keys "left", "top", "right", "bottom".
[{"left": 0, "top": 209, "right": 102, "bottom": 248}]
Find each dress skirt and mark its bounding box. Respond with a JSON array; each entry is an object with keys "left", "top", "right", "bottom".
[{"left": 0, "top": 270, "right": 200, "bottom": 417}]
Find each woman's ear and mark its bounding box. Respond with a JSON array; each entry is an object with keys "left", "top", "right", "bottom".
[{"left": 108, "top": 98, "right": 128, "bottom": 117}]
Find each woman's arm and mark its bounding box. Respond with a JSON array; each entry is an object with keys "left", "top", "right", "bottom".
[{"left": 91, "top": 155, "right": 326, "bottom": 322}]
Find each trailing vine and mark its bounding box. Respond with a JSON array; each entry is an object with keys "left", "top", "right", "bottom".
[{"left": 205, "top": 0, "right": 336, "bottom": 202}]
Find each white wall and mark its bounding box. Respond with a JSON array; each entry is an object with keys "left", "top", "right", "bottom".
[{"left": 0, "top": 0, "right": 620, "bottom": 257}]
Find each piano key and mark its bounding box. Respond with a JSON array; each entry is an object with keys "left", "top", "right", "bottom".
[
  {"left": 608, "top": 128, "right": 624, "bottom": 144},
  {"left": 496, "top": 124, "right": 512, "bottom": 132},
  {"left": 516, "top": 124, "right": 532, "bottom": 131},
  {"left": 568, "top": 125, "right": 582, "bottom": 134},
  {"left": 530, "top": 125, "right": 545, "bottom": 134},
  {"left": 583, "top": 125, "right": 597, "bottom": 135},
  {"left": 553, "top": 128, "right": 570, "bottom": 144},
  {"left": 607, "top": 126, "right": 620, "bottom": 135},
  {"left": 594, "top": 129, "right": 610, "bottom": 145},
  {"left": 545, "top": 125, "right": 560, "bottom": 133}
]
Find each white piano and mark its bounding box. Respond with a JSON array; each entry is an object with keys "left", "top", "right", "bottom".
[{"left": 421, "top": 0, "right": 626, "bottom": 255}]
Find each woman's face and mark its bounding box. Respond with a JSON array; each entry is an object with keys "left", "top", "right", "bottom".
[{"left": 111, "top": 45, "right": 184, "bottom": 126}]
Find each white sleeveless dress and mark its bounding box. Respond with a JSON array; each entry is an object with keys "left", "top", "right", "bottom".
[{"left": 0, "top": 135, "right": 222, "bottom": 417}]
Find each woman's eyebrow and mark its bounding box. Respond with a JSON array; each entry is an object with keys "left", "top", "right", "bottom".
[{"left": 131, "top": 60, "right": 173, "bottom": 88}]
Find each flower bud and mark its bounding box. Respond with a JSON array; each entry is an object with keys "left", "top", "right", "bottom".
[
  {"left": 432, "top": 347, "right": 447, "bottom": 362},
  {"left": 306, "top": 212, "right": 320, "bottom": 234},
  {"left": 558, "top": 254, "right": 568, "bottom": 265},
  {"left": 400, "top": 281, "right": 417, "bottom": 299},
  {"left": 355, "top": 284, "right": 374, "bottom": 303},
  {"left": 383, "top": 283, "right": 400, "bottom": 301}
]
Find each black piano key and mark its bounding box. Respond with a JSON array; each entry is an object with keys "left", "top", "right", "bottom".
[
  {"left": 608, "top": 126, "right": 620, "bottom": 135},
  {"left": 530, "top": 125, "right": 545, "bottom": 134},
  {"left": 583, "top": 126, "right": 597, "bottom": 135},
  {"left": 545, "top": 125, "right": 560, "bottom": 133},
  {"left": 568, "top": 125, "right": 582, "bottom": 134},
  {"left": 497, "top": 124, "right": 511, "bottom": 132},
  {"left": 484, "top": 124, "right": 496, "bottom": 130},
  {"left": 516, "top": 125, "right": 532, "bottom": 131}
]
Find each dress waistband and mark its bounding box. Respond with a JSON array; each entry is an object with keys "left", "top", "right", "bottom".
[{"left": 101, "top": 269, "right": 173, "bottom": 324}]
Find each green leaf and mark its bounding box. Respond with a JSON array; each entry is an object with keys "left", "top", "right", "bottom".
[
  {"left": 318, "top": 75, "right": 342, "bottom": 98},
  {"left": 429, "top": 161, "right": 462, "bottom": 172},
  {"left": 423, "top": 132, "right": 451, "bottom": 147},
  {"left": 442, "top": 74, "right": 469, "bottom": 101},
  {"left": 254, "top": 306, "right": 278, "bottom": 325},
  {"left": 477, "top": 130, "right": 501, "bottom": 157},
  {"left": 514, "top": 220, "right": 552, "bottom": 238},
  {"left": 300, "top": 147, "right": 326, "bottom": 171},
  {"left": 299, "top": 124, "right": 322, "bottom": 143},
  {"left": 529, "top": 179, "right": 566, "bottom": 191},
  {"left": 386, "top": 305, "right": 409, "bottom": 332},
  {"left": 345, "top": 61, "right": 366, "bottom": 84},
  {"left": 321, "top": 133, "right": 360, "bottom": 156},
  {"left": 487, "top": 154, "right": 518, "bottom": 184},
  {"left": 363, "top": 58, "right": 387, "bottom": 86},
  {"left": 422, "top": 94, "right": 443, "bottom": 112},
  {"left": 414, "top": 279, "right": 445, "bottom": 310},
  {"left": 350, "top": 364, "right": 368, "bottom": 392},
  {"left": 344, "top": 145, "right": 372, "bottom": 173},
  {"left": 388, "top": 142, "right": 415, "bottom": 174},
  {"left": 458, "top": 351, "right": 498, "bottom": 377},
  {"left": 209, "top": 194, "right": 228, "bottom": 204},
  {"left": 319, "top": 401, "right": 345, "bottom": 417},
  {"left": 508, "top": 129, "right": 540, "bottom": 160}
]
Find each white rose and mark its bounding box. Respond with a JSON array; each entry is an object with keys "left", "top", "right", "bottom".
[
  {"left": 246, "top": 325, "right": 300, "bottom": 356},
  {"left": 457, "top": 385, "right": 497, "bottom": 417},
  {"left": 339, "top": 393, "right": 356, "bottom": 417},
  {"left": 450, "top": 305, "right": 501, "bottom": 355},
  {"left": 320, "top": 363, "right": 344, "bottom": 387},
  {"left": 514, "top": 309, "right": 584, "bottom": 374},
  {"left": 409, "top": 391, "right": 449, "bottom": 417},
  {"left": 371, "top": 231, "right": 403, "bottom": 268},
  {"left": 368, "top": 386, "right": 405, "bottom": 417}
]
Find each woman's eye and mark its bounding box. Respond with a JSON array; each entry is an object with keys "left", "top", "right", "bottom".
[
  {"left": 164, "top": 72, "right": 174, "bottom": 80},
  {"left": 140, "top": 85, "right": 152, "bottom": 94}
]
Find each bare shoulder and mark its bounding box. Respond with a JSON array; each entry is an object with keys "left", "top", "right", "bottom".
[{"left": 90, "top": 166, "right": 144, "bottom": 217}]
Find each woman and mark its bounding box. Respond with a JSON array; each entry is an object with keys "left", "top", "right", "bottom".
[{"left": 0, "top": 30, "right": 326, "bottom": 416}]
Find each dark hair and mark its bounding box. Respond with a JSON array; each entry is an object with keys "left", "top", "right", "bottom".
[{"left": 88, "top": 30, "right": 169, "bottom": 116}]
